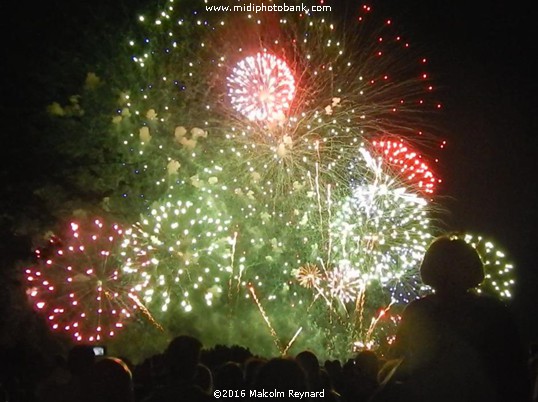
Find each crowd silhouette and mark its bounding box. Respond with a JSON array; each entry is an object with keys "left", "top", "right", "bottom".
[{"left": 2, "top": 236, "right": 538, "bottom": 402}]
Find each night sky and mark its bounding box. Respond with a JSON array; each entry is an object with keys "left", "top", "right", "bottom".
[{"left": 2, "top": 0, "right": 537, "bottom": 343}]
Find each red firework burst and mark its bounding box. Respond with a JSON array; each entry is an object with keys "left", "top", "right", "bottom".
[{"left": 372, "top": 138, "right": 440, "bottom": 194}]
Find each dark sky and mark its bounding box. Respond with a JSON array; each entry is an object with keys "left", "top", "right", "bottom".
[{"left": 2, "top": 0, "right": 537, "bottom": 341}]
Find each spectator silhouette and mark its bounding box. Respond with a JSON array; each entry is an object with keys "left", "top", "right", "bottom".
[
  {"left": 89, "top": 357, "right": 134, "bottom": 402},
  {"left": 213, "top": 361, "right": 244, "bottom": 391},
  {"left": 373, "top": 235, "right": 531, "bottom": 402},
  {"left": 319, "top": 367, "right": 343, "bottom": 401},
  {"left": 353, "top": 350, "right": 379, "bottom": 401},
  {"left": 194, "top": 363, "right": 213, "bottom": 394},
  {"left": 35, "top": 355, "right": 71, "bottom": 402},
  {"left": 341, "top": 358, "right": 364, "bottom": 402},
  {"left": 324, "top": 359, "right": 344, "bottom": 396},
  {"left": 144, "top": 335, "right": 212, "bottom": 402},
  {"left": 253, "top": 357, "right": 307, "bottom": 401},
  {"left": 51, "top": 345, "right": 95, "bottom": 402},
  {"left": 244, "top": 357, "right": 266, "bottom": 389},
  {"left": 296, "top": 350, "right": 323, "bottom": 392}
]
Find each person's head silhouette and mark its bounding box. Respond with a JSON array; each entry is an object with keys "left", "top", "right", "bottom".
[
  {"left": 164, "top": 335, "right": 203, "bottom": 382},
  {"left": 91, "top": 357, "right": 133, "bottom": 402},
  {"left": 420, "top": 236, "right": 484, "bottom": 295}
]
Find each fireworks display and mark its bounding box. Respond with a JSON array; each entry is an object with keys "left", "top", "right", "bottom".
[
  {"left": 116, "top": 0, "right": 442, "bottom": 203},
  {"left": 27, "top": 0, "right": 518, "bottom": 360},
  {"left": 227, "top": 52, "right": 296, "bottom": 122},
  {"left": 25, "top": 220, "right": 145, "bottom": 343}
]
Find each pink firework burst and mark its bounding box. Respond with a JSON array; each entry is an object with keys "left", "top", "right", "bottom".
[
  {"left": 227, "top": 52, "right": 296, "bottom": 122},
  {"left": 25, "top": 219, "right": 145, "bottom": 343},
  {"left": 372, "top": 138, "right": 440, "bottom": 194}
]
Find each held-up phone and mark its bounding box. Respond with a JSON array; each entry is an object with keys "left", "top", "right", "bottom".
[{"left": 93, "top": 346, "right": 106, "bottom": 356}]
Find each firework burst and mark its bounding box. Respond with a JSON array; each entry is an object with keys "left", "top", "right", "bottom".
[
  {"left": 120, "top": 193, "right": 234, "bottom": 314},
  {"left": 372, "top": 138, "right": 440, "bottom": 194},
  {"left": 325, "top": 261, "right": 363, "bottom": 305},
  {"left": 25, "top": 219, "right": 146, "bottom": 343},
  {"left": 449, "top": 233, "right": 515, "bottom": 299},
  {"left": 227, "top": 52, "right": 296, "bottom": 122},
  {"left": 328, "top": 147, "right": 432, "bottom": 303},
  {"left": 296, "top": 263, "right": 323, "bottom": 289}
]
